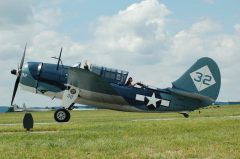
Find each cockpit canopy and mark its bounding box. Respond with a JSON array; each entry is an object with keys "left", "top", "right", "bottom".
[{"left": 90, "top": 64, "right": 128, "bottom": 85}]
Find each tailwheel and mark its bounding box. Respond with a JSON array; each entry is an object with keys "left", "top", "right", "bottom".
[
  {"left": 182, "top": 113, "right": 189, "bottom": 118},
  {"left": 54, "top": 108, "right": 71, "bottom": 122},
  {"left": 180, "top": 112, "right": 189, "bottom": 118}
]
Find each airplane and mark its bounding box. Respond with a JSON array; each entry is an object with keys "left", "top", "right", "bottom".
[{"left": 10, "top": 44, "right": 221, "bottom": 122}]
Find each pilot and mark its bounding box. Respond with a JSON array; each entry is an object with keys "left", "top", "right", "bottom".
[
  {"left": 84, "top": 60, "right": 89, "bottom": 71},
  {"left": 125, "top": 77, "right": 136, "bottom": 87}
]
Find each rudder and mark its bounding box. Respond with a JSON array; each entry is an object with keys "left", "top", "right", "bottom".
[{"left": 172, "top": 57, "right": 221, "bottom": 100}]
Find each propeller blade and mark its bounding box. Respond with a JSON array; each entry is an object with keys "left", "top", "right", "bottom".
[
  {"left": 56, "top": 47, "right": 62, "bottom": 70},
  {"left": 19, "top": 43, "right": 27, "bottom": 70},
  {"left": 11, "top": 76, "right": 20, "bottom": 106},
  {"left": 10, "top": 43, "right": 27, "bottom": 105}
]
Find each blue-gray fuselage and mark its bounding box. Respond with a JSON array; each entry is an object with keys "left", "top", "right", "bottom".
[{"left": 19, "top": 61, "right": 212, "bottom": 112}]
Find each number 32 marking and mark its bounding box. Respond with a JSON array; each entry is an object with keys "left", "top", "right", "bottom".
[{"left": 194, "top": 72, "right": 212, "bottom": 85}]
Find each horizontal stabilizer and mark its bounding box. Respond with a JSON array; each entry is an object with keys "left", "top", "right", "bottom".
[{"left": 168, "top": 88, "right": 214, "bottom": 103}]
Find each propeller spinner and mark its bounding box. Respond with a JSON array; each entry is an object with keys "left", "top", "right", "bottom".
[{"left": 10, "top": 44, "right": 27, "bottom": 106}]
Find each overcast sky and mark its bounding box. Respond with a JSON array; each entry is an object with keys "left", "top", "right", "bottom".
[{"left": 0, "top": 0, "right": 240, "bottom": 107}]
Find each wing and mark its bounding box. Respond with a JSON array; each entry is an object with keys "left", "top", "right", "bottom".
[{"left": 61, "top": 67, "right": 118, "bottom": 108}]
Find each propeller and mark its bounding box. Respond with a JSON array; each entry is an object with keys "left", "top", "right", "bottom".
[{"left": 10, "top": 44, "right": 27, "bottom": 106}]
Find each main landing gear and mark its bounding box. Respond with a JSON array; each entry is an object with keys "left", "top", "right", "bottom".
[{"left": 54, "top": 108, "right": 71, "bottom": 122}]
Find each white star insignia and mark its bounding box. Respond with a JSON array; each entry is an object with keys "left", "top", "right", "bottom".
[{"left": 146, "top": 93, "right": 161, "bottom": 108}]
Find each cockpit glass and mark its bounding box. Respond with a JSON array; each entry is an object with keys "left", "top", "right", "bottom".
[{"left": 91, "top": 64, "right": 129, "bottom": 85}]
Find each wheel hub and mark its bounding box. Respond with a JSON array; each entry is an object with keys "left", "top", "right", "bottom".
[{"left": 57, "top": 111, "right": 66, "bottom": 120}]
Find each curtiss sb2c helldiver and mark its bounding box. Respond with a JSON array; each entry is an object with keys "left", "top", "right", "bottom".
[{"left": 11, "top": 44, "right": 221, "bottom": 122}]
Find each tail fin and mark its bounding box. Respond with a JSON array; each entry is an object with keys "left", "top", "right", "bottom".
[{"left": 172, "top": 57, "right": 221, "bottom": 100}]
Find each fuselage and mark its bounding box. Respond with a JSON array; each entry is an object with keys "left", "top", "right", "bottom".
[{"left": 19, "top": 62, "right": 211, "bottom": 112}]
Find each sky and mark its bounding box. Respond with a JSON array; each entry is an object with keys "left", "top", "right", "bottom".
[{"left": 0, "top": 0, "right": 240, "bottom": 107}]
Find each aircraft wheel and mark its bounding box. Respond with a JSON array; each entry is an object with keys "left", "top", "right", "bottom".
[
  {"left": 183, "top": 113, "right": 189, "bottom": 118},
  {"left": 54, "top": 108, "right": 71, "bottom": 122}
]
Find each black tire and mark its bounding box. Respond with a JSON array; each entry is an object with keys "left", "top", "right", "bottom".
[{"left": 54, "top": 108, "right": 71, "bottom": 122}]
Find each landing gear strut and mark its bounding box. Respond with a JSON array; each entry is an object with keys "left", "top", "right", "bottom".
[{"left": 54, "top": 108, "right": 71, "bottom": 122}]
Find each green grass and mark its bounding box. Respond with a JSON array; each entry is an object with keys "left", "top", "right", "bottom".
[{"left": 0, "top": 106, "right": 239, "bottom": 159}]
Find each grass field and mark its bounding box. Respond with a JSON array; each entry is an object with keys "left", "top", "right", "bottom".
[{"left": 0, "top": 106, "right": 239, "bottom": 159}]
